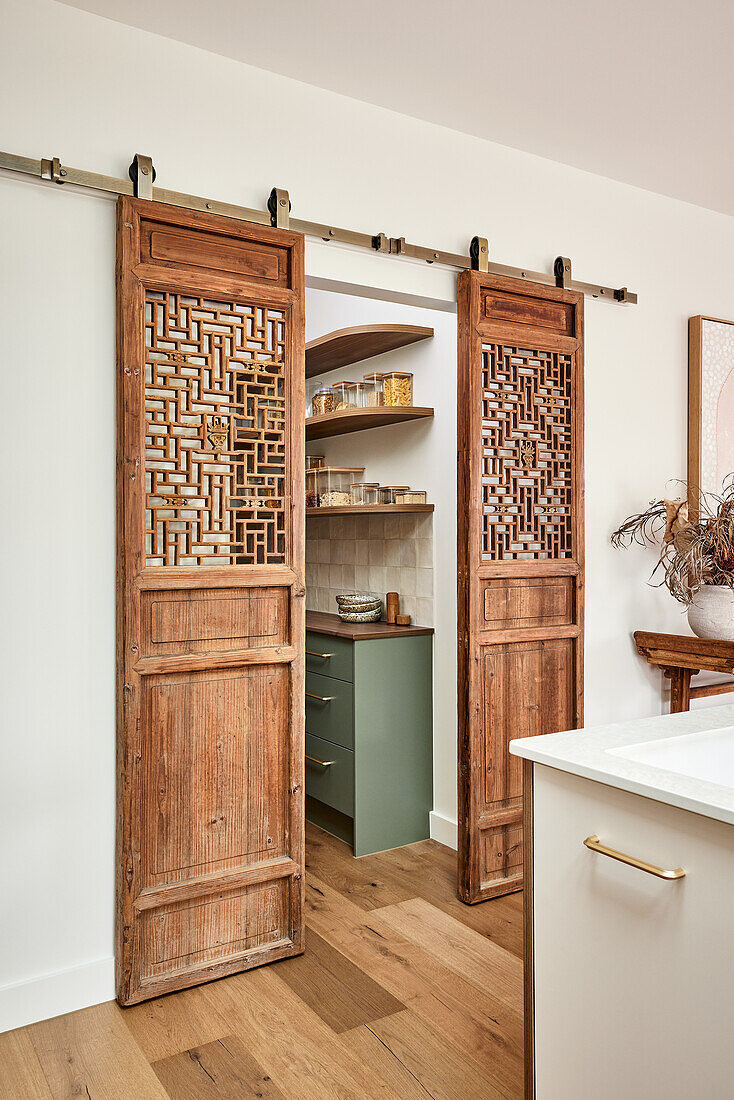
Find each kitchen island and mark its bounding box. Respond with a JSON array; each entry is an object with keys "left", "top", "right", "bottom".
[{"left": 511, "top": 704, "right": 734, "bottom": 1100}]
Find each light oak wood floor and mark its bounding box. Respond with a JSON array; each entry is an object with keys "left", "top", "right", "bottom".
[{"left": 0, "top": 823, "right": 524, "bottom": 1099}]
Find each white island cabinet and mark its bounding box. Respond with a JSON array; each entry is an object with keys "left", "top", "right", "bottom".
[{"left": 510, "top": 704, "right": 734, "bottom": 1100}]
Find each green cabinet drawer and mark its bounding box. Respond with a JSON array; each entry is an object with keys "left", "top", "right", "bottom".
[
  {"left": 305, "top": 733, "right": 354, "bottom": 817},
  {"left": 305, "top": 670, "right": 354, "bottom": 749},
  {"left": 306, "top": 631, "right": 353, "bottom": 683}
]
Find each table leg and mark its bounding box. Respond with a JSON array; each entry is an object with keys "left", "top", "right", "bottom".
[{"left": 668, "top": 668, "right": 692, "bottom": 713}]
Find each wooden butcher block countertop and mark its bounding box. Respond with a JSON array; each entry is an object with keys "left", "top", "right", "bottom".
[{"left": 306, "top": 610, "right": 434, "bottom": 641}]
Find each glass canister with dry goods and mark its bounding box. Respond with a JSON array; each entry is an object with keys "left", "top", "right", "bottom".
[
  {"left": 350, "top": 481, "right": 379, "bottom": 505},
  {"left": 362, "top": 485, "right": 383, "bottom": 505},
  {"left": 362, "top": 372, "right": 384, "bottom": 406},
  {"left": 306, "top": 379, "right": 322, "bottom": 417},
  {"left": 305, "top": 468, "right": 320, "bottom": 508},
  {"left": 332, "top": 381, "right": 357, "bottom": 411},
  {"left": 306, "top": 454, "right": 325, "bottom": 470},
  {"left": 347, "top": 381, "right": 371, "bottom": 408},
  {"left": 316, "top": 466, "right": 365, "bottom": 507},
  {"left": 310, "top": 386, "right": 336, "bottom": 417},
  {"left": 381, "top": 371, "right": 413, "bottom": 407},
  {"left": 395, "top": 489, "right": 427, "bottom": 504},
  {"left": 378, "top": 485, "right": 410, "bottom": 504}
]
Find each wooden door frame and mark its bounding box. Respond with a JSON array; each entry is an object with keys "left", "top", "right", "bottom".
[
  {"left": 116, "top": 197, "right": 305, "bottom": 1004},
  {"left": 457, "top": 270, "right": 584, "bottom": 904}
]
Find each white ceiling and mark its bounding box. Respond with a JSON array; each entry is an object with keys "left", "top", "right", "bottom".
[{"left": 59, "top": 0, "right": 734, "bottom": 216}]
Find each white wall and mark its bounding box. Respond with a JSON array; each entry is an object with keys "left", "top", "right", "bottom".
[
  {"left": 0, "top": 178, "right": 117, "bottom": 1030},
  {"left": 3, "top": 0, "right": 734, "bottom": 1030}
]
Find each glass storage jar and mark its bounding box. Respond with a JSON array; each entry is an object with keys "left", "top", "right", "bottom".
[
  {"left": 316, "top": 466, "right": 365, "bottom": 508},
  {"left": 332, "top": 381, "right": 357, "bottom": 410},
  {"left": 305, "top": 469, "right": 320, "bottom": 508},
  {"left": 362, "top": 372, "right": 384, "bottom": 406},
  {"left": 346, "top": 381, "right": 371, "bottom": 408},
  {"left": 311, "top": 386, "right": 336, "bottom": 417},
  {"left": 378, "top": 485, "right": 410, "bottom": 504},
  {"left": 350, "top": 481, "right": 379, "bottom": 505},
  {"left": 363, "top": 485, "right": 383, "bottom": 505},
  {"left": 306, "top": 379, "right": 322, "bottom": 416},
  {"left": 395, "top": 489, "right": 427, "bottom": 504},
  {"left": 306, "top": 454, "right": 325, "bottom": 470},
  {"left": 382, "top": 371, "right": 413, "bottom": 407}
]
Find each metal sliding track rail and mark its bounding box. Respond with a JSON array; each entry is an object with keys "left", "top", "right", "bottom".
[{"left": 0, "top": 149, "right": 636, "bottom": 303}]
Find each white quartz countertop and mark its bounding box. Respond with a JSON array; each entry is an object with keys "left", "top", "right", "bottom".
[{"left": 510, "top": 704, "right": 734, "bottom": 826}]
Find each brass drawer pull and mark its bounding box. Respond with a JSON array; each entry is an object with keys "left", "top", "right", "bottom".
[
  {"left": 305, "top": 753, "right": 335, "bottom": 768},
  {"left": 583, "top": 834, "right": 685, "bottom": 880},
  {"left": 306, "top": 691, "right": 335, "bottom": 702},
  {"left": 306, "top": 649, "right": 333, "bottom": 659}
]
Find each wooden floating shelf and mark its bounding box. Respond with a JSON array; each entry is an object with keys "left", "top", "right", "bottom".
[
  {"left": 306, "top": 323, "right": 434, "bottom": 378},
  {"left": 305, "top": 405, "right": 434, "bottom": 440},
  {"left": 306, "top": 504, "right": 434, "bottom": 516}
]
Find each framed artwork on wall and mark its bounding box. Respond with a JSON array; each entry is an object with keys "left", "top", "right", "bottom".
[{"left": 688, "top": 315, "right": 734, "bottom": 515}]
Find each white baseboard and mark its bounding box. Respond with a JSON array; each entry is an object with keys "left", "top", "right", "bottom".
[
  {"left": 0, "top": 819, "right": 456, "bottom": 1036},
  {"left": 429, "top": 810, "right": 457, "bottom": 850},
  {"left": 0, "top": 956, "right": 115, "bottom": 1035}
]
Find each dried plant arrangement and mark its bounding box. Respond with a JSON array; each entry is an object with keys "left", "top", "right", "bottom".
[{"left": 611, "top": 479, "right": 734, "bottom": 604}]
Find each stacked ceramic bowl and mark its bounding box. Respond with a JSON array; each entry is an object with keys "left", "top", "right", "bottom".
[{"left": 335, "top": 592, "right": 383, "bottom": 623}]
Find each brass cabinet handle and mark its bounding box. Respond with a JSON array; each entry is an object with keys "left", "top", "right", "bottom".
[
  {"left": 305, "top": 691, "right": 335, "bottom": 702},
  {"left": 306, "top": 650, "right": 333, "bottom": 659},
  {"left": 583, "top": 834, "right": 685, "bottom": 880},
  {"left": 305, "top": 753, "right": 335, "bottom": 768}
]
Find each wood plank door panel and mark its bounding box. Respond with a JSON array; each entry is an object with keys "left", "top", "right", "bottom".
[
  {"left": 116, "top": 198, "right": 305, "bottom": 1004},
  {"left": 457, "top": 271, "right": 584, "bottom": 904}
]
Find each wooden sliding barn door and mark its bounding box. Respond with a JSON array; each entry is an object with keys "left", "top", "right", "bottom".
[
  {"left": 457, "top": 271, "right": 584, "bottom": 904},
  {"left": 116, "top": 198, "right": 305, "bottom": 1004}
]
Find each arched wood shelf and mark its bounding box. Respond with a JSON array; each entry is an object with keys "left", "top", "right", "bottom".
[
  {"left": 306, "top": 323, "right": 434, "bottom": 378},
  {"left": 306, "top": 405, "right": 434, "bottom": 440}
]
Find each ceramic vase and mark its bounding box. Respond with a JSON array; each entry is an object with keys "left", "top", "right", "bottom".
[{"left": 687, "top": 584, "right": 734, "bottom": 641}]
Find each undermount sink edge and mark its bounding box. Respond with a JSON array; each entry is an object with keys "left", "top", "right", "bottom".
[{"left": 608, "top": 725, "right": 734, "bottom": 790}]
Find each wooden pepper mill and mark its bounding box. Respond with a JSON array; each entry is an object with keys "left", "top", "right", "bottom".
[{"left": 386, "top": 591, "right": 412, "bottom": 626}]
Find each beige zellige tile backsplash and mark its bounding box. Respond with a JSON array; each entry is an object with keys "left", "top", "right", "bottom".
[{"left": 305, "top": 513, "right": 434, "bottom": 626}]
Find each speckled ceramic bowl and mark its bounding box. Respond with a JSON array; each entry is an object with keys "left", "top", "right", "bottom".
[
  {"left": 335, "top": 592, "right": 382, "bottom": 621},
  {"left": 335, "top": 593, "right": 381, "bottom": 613},
  {"left": 337, "top": 606, "right": 383, "bottom": 623}
]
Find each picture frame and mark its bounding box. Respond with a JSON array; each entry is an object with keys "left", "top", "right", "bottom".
[{"left": 688, "top": 314, "right": 734, "bottom": 517}]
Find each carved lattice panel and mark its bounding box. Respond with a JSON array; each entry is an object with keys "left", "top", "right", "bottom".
[
  {"left": 481, "top": 343, "right": 573, "bottom": 560},
  {"left": 144, "top": 291, "right": 287, "bottom": 566}
]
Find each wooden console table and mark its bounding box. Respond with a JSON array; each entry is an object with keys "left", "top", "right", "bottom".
[{"left": 634, "top": 631, "right": 734, "bottom": 712}]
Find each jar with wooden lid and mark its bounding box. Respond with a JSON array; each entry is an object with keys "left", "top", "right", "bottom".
[
  {"left": 316, "top": 466, "right": 365, "bottom": 508},
  {"left": 311, "top": 386, "right": 336, "bottom": 417},
  {"left": 350, "top": 481, "right": 379, "bottom": 505},
  {"left": 332, "top": 381, "right": 357, "bottom": 410},
  {"left": 362, "top": 372, "right": 385, "bottom": 406},
  {"left": 382, "top": 371, "right": 413, "bottom": 407},
  {"left": 347, "top": 381, "right": 371, "bottom": 408},
  {"left": 306, "top": 454, "right": 325, "bottom": 470},
  {"left": 378, "top": 485, "right": 410, "bottom": 504},
  {"left": 395, "top": 489, "right": 427, "bottom": 504},
  {"left": 363, "top": 485, "right": 383, "bottom": 505}
]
